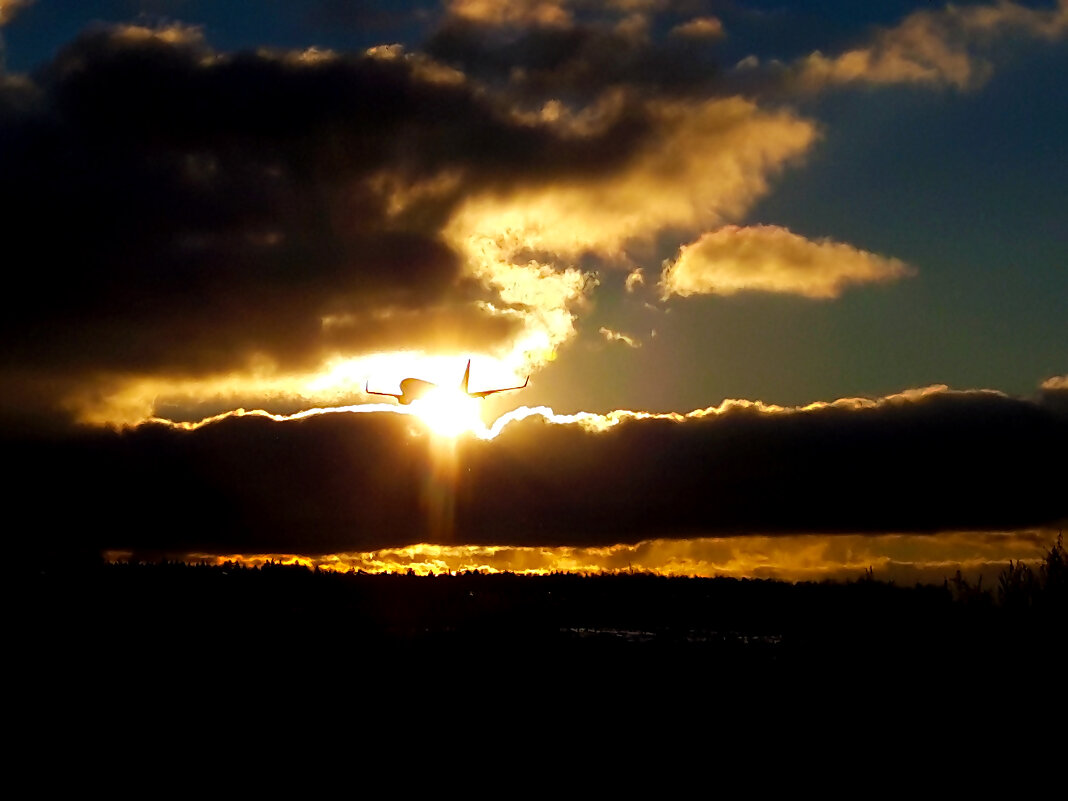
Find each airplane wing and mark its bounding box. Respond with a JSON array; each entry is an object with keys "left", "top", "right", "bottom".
[
  {"left": 459, "top": 359, "right": 529, "bottom": 399},
  {"left": 466, "top": 376, "right": 529, "bottom": 399},
  {"left": 365, "top": 381, "right": 402, "bottom": 400}
]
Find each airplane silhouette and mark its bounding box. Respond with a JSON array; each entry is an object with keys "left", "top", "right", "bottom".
[{"left": 365, "top": 359, "right": 528, "bottom": 405}]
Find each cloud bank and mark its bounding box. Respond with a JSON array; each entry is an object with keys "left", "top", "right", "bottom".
[{"left": 14, "top": 383, "right": 1066, "bottom": 560}]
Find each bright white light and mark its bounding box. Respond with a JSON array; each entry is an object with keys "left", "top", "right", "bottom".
[{"left": 410, "top": 387, "right": 483, "bottom": 437}]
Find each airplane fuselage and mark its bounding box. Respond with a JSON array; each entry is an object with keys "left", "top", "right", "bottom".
[
  {"left": 365, "top": 359, "right": 528, "bottom": 404},
  {"left": 396, "top": 378, "right": 437, "bottom": 404}
]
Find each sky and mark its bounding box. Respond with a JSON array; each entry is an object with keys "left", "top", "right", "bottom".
[{"left": 3, "top": 0, "right": 1065, "bottom": 580}]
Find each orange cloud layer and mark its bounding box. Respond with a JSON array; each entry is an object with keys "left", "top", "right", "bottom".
[{"left": 153, "top": 529, "right": 1061, "bottom": 585}]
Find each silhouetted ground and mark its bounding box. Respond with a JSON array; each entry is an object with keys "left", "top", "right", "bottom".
[{"left": 15, "top": 554, "right": 1066, "bottom": 701}]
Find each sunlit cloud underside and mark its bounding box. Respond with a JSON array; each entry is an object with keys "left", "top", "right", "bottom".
[
  {"left": 145, "top": 381, "right": 985, "bottom": 440},
  {"left": 109, "top": 530, "right": 1062, "bottom": 585}
]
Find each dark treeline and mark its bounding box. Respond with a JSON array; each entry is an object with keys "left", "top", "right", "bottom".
[{"left": 17, "top": 539, "right": 1066, "bottom": 694}]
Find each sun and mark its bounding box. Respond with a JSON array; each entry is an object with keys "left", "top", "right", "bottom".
[{"left": 409, "top": 387, "right": 484, "bottom": 437}]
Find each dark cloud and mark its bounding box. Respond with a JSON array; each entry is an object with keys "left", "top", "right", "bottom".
[
  {"left": 0, "top": 23, "right": 655, "bottom": 425},
  {"left": 461, "top": 388, "right": 1067, "bottom": 543},
  {"left": 2, "top": 29, "right": 451, "bottom": 371},
  {"left": 13, "top": 386, "right": 1066, "bottom": 560},
  {"left": 425, "top": 13, "right": 722, "bottom": 103}
]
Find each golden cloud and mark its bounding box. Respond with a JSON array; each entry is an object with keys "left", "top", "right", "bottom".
[
  {"left": 447, "top": 0, "right": 572, "bottom": 28},
  {"left": 660, "top": 224, "right": 914, "bottom": 299},
  {"left": 107, "top": 21, "right": 211, "bottom": 51},
  {"left": 445, "top": 97, "right": 817, "bottom": 369},
  {"left": 363, "top": 43, "right": 468, "bottom": 85},
  {"left": 670, "top": 17, "right": 725, "bottom": 40},
  {"left": 450, "top": 97, "right": 817, "bottom": 258},
  {"left": 795, "top": 0, "right": 1068, "bottom": 90}
]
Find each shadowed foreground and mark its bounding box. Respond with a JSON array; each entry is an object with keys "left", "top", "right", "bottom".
[{"left": 17, "top": 543, "right": 1066, "bottom": 699}]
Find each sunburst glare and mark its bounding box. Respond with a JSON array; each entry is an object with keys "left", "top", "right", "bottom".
[{"left": 410, "top": 387, "right": 484, "bottom": 437}]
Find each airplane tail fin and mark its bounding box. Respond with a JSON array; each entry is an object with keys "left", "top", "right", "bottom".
[
  {"left": 459, "top": 357, "right": 528, "bottom": 399},
  {"left": 460, "top": 359, "right": 471, "bottom": 394}
]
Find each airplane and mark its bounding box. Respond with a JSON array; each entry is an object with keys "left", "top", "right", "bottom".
[{"left": 365, "top": 359, "right": 528, "bottom": 405}]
